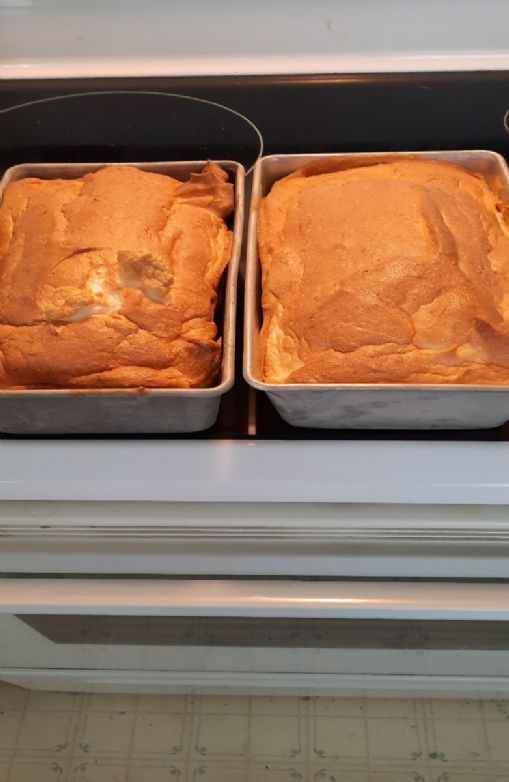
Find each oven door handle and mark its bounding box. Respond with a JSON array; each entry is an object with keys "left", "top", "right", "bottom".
[{"left": 0, "top": 578, "right": 508, "bottom": 619}]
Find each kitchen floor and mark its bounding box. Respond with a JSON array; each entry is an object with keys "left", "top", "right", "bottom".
[{"left": 0, "top": 684, "right": 508, "bottom": 781}]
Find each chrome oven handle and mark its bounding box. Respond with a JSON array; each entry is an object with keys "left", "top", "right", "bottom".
[{"left": 0, "top": 578, "right": 508, "bottom": 620}]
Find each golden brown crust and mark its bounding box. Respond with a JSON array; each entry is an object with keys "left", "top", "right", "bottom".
[
  {"left": 258, "top": 157, "right": 509, "bottom": 385},
  {"left": 0, "top": 162, "right": 233, "bottom": 388}
]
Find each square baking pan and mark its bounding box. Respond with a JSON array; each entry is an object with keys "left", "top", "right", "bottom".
[
  {"left": 244, "top": 150, "right": 509, "bottom": 429},
  {"left": 0, "top": 160, "right": 244, "bottom": 434}
]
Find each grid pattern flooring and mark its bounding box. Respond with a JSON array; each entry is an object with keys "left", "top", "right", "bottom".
[{"left": 1, "top": 684, "right": 509, "bottom": 781}]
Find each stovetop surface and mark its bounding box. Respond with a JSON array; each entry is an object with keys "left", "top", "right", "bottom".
[{"left": 1, "top": 72, "right": 508, "bottom": 443}]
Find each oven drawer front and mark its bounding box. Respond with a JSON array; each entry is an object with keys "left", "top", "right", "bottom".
[{"left": 0, "top": 578, "right": 508, "bottom": 681}]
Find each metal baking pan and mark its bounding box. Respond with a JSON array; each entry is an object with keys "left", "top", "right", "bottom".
[
  {"left": 244, "top": 150, "right": 509, "bottom": 429},
  {"left": 0, "top": 160, "right": 244, "bottom": 434}
]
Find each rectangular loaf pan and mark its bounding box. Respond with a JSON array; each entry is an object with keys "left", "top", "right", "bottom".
[
  {"left": 0, "top": 160, "right": 244, "bottom": 434},
  {"left": 244, "top": 150, "right": 509, "bottom": 429}
]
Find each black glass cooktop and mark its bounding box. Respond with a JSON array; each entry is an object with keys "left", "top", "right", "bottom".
[{"left": 1, "top": 72, "right": 508, "bottom": 441}]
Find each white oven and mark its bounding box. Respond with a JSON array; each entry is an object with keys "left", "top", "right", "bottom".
[{"left": 1, "top": 0, "right": 509, "bottom": 698}]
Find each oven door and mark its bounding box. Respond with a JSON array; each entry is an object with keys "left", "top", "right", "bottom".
[{"left": 0, "top": 578, "right": 508, "bottom": 697}]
